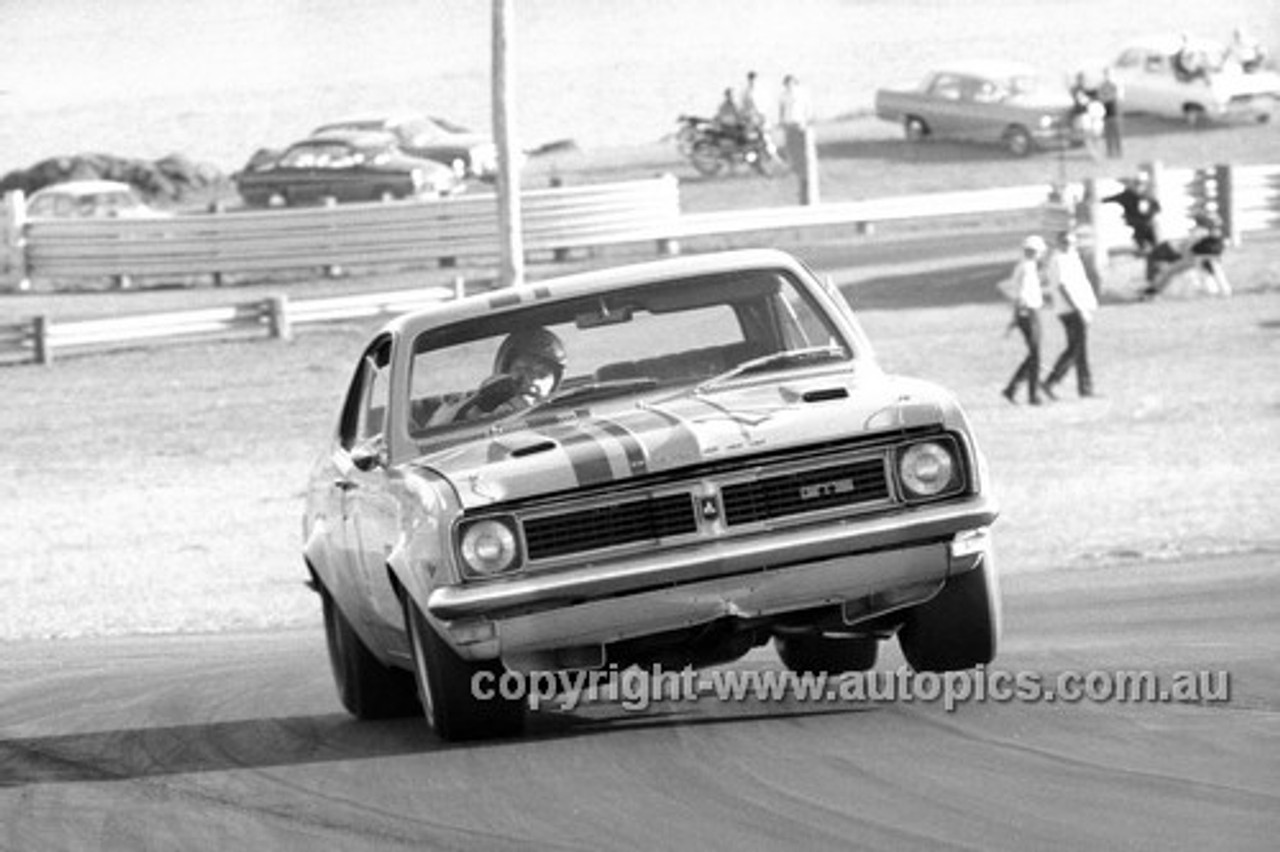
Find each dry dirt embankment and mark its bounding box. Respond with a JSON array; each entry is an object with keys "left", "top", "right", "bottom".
[{"left": 1, "top": 115, "right": 1278, "bottom": 641}]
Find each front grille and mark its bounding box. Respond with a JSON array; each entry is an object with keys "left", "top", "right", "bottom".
[
  {"left": 720, "top": 458, "right": 889, "bottom": 526},
  {"left": 522, "top": 493, "right": 697, "bottom": 560}
]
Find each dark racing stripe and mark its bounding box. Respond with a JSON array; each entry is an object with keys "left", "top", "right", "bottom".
[
  {"left": 591, "top": 416, "right": 648, "bottom": 475},
  {"left": 623, "top": 405, "right": 702, "bottom": 467},
  {"left": 532, "top": 422, "right": 614, "bottom": 486}
]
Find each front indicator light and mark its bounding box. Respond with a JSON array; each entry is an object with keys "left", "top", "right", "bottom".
[
  {"left": 459, "top": 518, "right": 520, "bottom": 576},
  {"left": 899, "top": 441, "right": 958, "bottom": 499}
]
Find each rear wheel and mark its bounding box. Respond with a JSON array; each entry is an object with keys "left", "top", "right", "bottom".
[
  {"left": 898, "top": 554, "right": 1001, "bottom": 671},
  {"left": 403, "top": 598, "right": 525, "bottom": 741},
  {"left": 1003, "top": 125, "right": 1033, "bottom": 157},
  {"left": 904, "top": 116, "right": 929, "bottom": 142},
  {"left": 775, "top": 633, "right": 878, "bottom": 674},
  {"left": 319, "top": 582, "right": 420, "bottom": 719},
  {"left": 690, "top": 139, "right": 726, "bottom": 176},
  {"left": 1182, "top": 103, "right": 1207, "bottom": 126}
]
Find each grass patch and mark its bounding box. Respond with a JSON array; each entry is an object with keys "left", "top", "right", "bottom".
[{"left": 3, "top": 246, "right": 1278, "bottom": 640}]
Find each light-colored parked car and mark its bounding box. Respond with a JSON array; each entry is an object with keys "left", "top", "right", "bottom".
[
  {"left": 25, "top": 180, "right": 167, "bottom": 219},
  {"left": 875, "top": 60, "right": 1078, "bottom": 156},
  {"left": 234, "top": 129, "right": 463, "bottom": 207},
  {"left": 1109, "top": 35, "right": 1280, "bottom": 124},
  {"left": 302, "top": 248, "right": 1001, "bottom": 740}
]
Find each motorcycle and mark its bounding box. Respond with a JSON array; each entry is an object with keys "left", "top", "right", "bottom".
[{"left": 675, "top": 115, "right": 779, "bottom": 177}]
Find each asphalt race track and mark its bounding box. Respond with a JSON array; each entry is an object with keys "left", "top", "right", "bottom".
[{"left": 2, "top": 553, "right": 1276, "bottom": 851}]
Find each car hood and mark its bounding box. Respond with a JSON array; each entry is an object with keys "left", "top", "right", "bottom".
[{"left": 411, "top": 371, "right": 955, "bottom": 509}]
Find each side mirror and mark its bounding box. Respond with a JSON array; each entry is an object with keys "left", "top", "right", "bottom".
[{"left": 351, "top": 434, "right": 388, "bottom": 472}]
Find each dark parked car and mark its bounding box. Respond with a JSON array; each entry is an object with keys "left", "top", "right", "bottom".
[
  {"left": 312, "top": 113, "right": 503, "bottom": 179},
  {"left": 875, "top": 60, "right": 1078, "bottom": 156},
  {"left": 234, "top": 130, "right": 462, "bottom": 207},
  {"left": 302, "top": 248, "right": 1001, "bottom": 741}
]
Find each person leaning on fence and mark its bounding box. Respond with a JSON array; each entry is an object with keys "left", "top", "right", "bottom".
[
  {"left": 1000, "top": 235, "right": 1050, "bottom": 406},
  {"left": 1102, "top": 177, "right": 1163, "bottom": 282},
  {"left": 1143, "top": 212, "right": 1233, "bottom": 299},
  {"left": 1042, "top": 230, "right": 1099, "bottom": 400}
]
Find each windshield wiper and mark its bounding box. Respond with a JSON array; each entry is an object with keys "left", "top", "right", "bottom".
[
  {"left": 697, "top": 346, "right": 846, "bottom": 393},
  {"left": 515, "top": 377, "right": 661, "bottom": 417}
]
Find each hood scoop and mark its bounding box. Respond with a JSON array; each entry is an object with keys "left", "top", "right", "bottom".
[
  {"left": 802, "top": 386, "right": 849, "bottom": 403},
  {"left": 508, "top": 439, "right": 558, "bottom": 458}
]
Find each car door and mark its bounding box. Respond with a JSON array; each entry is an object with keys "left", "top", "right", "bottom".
[
  {"left": 337, "top": 335, "right": 407, "bottom": 644},
  {"left": 924, "top": 73, "right": 968, "bottom": 138}
]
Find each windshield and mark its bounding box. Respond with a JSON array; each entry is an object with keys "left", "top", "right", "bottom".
[{"left": 406, "top": 268, "right": 853, "bottom": 439}]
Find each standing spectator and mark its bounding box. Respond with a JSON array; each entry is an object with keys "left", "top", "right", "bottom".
[
  {"left": 1097, "top": 68, "right": 1124, "bottom": 159},
  {"left": 1042, "top": 231, "right": 1099, "bottom": 400},
  {"left": 1069, "top": 72, "right": 1102, "bottom": 159},
  {"left": 1227, "top": 26, "right": 1266, "bottom": 73},
  {"left": 778, "top": 74, "right": 812, "bottom": 170},
  {"left": 1001, "top": 235, "right": 1050, "bottom": 406}
]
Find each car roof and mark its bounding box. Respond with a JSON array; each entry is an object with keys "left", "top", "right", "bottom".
[
  {"left": 298, "top": 128, "right": 397, "bottom": 147},
  {"left": 929, "top": 60, "right": 1051, "bottom": 80},
  {"left": 30, "top": 179, "right": 138, "bottom": 199},
  {"left": 1119, "top": 34, "right": 1223, "bottom": 54},
  {"left": 384, "top": 249, "right": 813, "bottom": 339}
]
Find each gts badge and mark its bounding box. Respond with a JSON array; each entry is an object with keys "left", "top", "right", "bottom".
[{"left": 800, "top": 478, "right": 855, "bottom": 501}]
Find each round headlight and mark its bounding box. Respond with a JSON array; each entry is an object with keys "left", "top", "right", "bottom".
[
  {"left": 459, "top": 518, "right": 520, "bottom": 576},
  {"left": 899, "top": 441, "right": 957, "bottom": 499}
]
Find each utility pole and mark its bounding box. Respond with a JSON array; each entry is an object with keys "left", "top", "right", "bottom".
[{"left": 492, "top": 0, "right": 524, "bottom": 288}]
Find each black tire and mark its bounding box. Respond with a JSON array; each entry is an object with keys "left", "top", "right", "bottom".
[
  {"left": 904, "top": 116, "right": 929, "bottom": 142},
  {"left": 1003, "top": 126, "right": 1033, "bottom": 157},
  {"left": 403, "top": 598, "right": 525, "bottom": 741},
  {"left": 690, "top": 140, "right": 726, "bottom": 176},
  {"left": 898, "top": 554, "right": 1001, "bottom": 672},
  {"left": 1182, "top": 104, "right": 1207, "bottom": 126},
  {"left": 320, "top": 583, "right": 420, "bottom": 719},
  {"left": 775, "top": 633, "right": 878, "bottom": 674}
]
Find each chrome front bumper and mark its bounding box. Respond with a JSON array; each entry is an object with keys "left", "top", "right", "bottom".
[{"left": 426, "top": 495, "right": 998, "bottom": 661}]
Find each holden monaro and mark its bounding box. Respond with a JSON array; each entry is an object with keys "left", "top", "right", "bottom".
[{"left": 302, "top": 248, "right": 1001, "bottom": 740}]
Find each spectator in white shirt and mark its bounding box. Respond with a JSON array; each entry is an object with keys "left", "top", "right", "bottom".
[{"left": 1042, "top": 230, "right": 1099, "bottom": 399}]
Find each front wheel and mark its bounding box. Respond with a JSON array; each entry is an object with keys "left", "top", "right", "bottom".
[
  {"left": 1003, "top": 125, "right": 1033, "bottom": 157},
  {"left": 775, "top": 633, "right": 878, "bottom": 674},
  {"left": 403, "top": 597, "right": 525, "bottom": 741},
  {"left": 898, "top": 553, "right": 1001, "bottom": 672},
  {"left": 320, "top": 581, "right": 420, "bottom": 719},
  {"left": 904, "top": 116, "right": 929, "bottom": 142},
  {"left": 689, "top": 140, "right": 727, "bottom": 176}
]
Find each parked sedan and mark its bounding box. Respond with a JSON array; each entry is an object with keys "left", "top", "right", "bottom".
[
  {"left": 875, "top": 60, "right": 1077, "bottom": 156},
  {"left": 312, "top": 113, "right": 502, "bottom": 179},
  {"left": 302, "top": 248, "right": 1001, "bottom": 740},
  {"left": 25, "top": 180, "right": 167, "bottom": 219},
  {"left": 1109, "top": 36, "right": 1280, "bottom": 124},
  {"left": 234, "top": 130, "right": 462, "bottom": 207}
]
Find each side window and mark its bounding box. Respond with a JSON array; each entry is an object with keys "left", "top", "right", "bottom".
[
  {"left": 929, "top": 75, "right": 964, "bottom": 100},
  {"left": 338, "top": 336, "right": 393, "bottom": 451}
]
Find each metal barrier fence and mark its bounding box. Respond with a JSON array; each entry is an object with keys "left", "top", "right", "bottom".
[
  {"left": 0, "top": 176, "right": 682, "bottom": 288},
  {"left": 1, "top": 161, "right": 1276, "bottom": 365}
]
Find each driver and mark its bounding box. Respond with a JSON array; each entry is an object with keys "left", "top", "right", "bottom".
[
  {"left": 488, "top": 327, "right": 567, "bottom": 413},
  {"left": 428, "top": 327, "right": 566, "bottom": 425}
]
